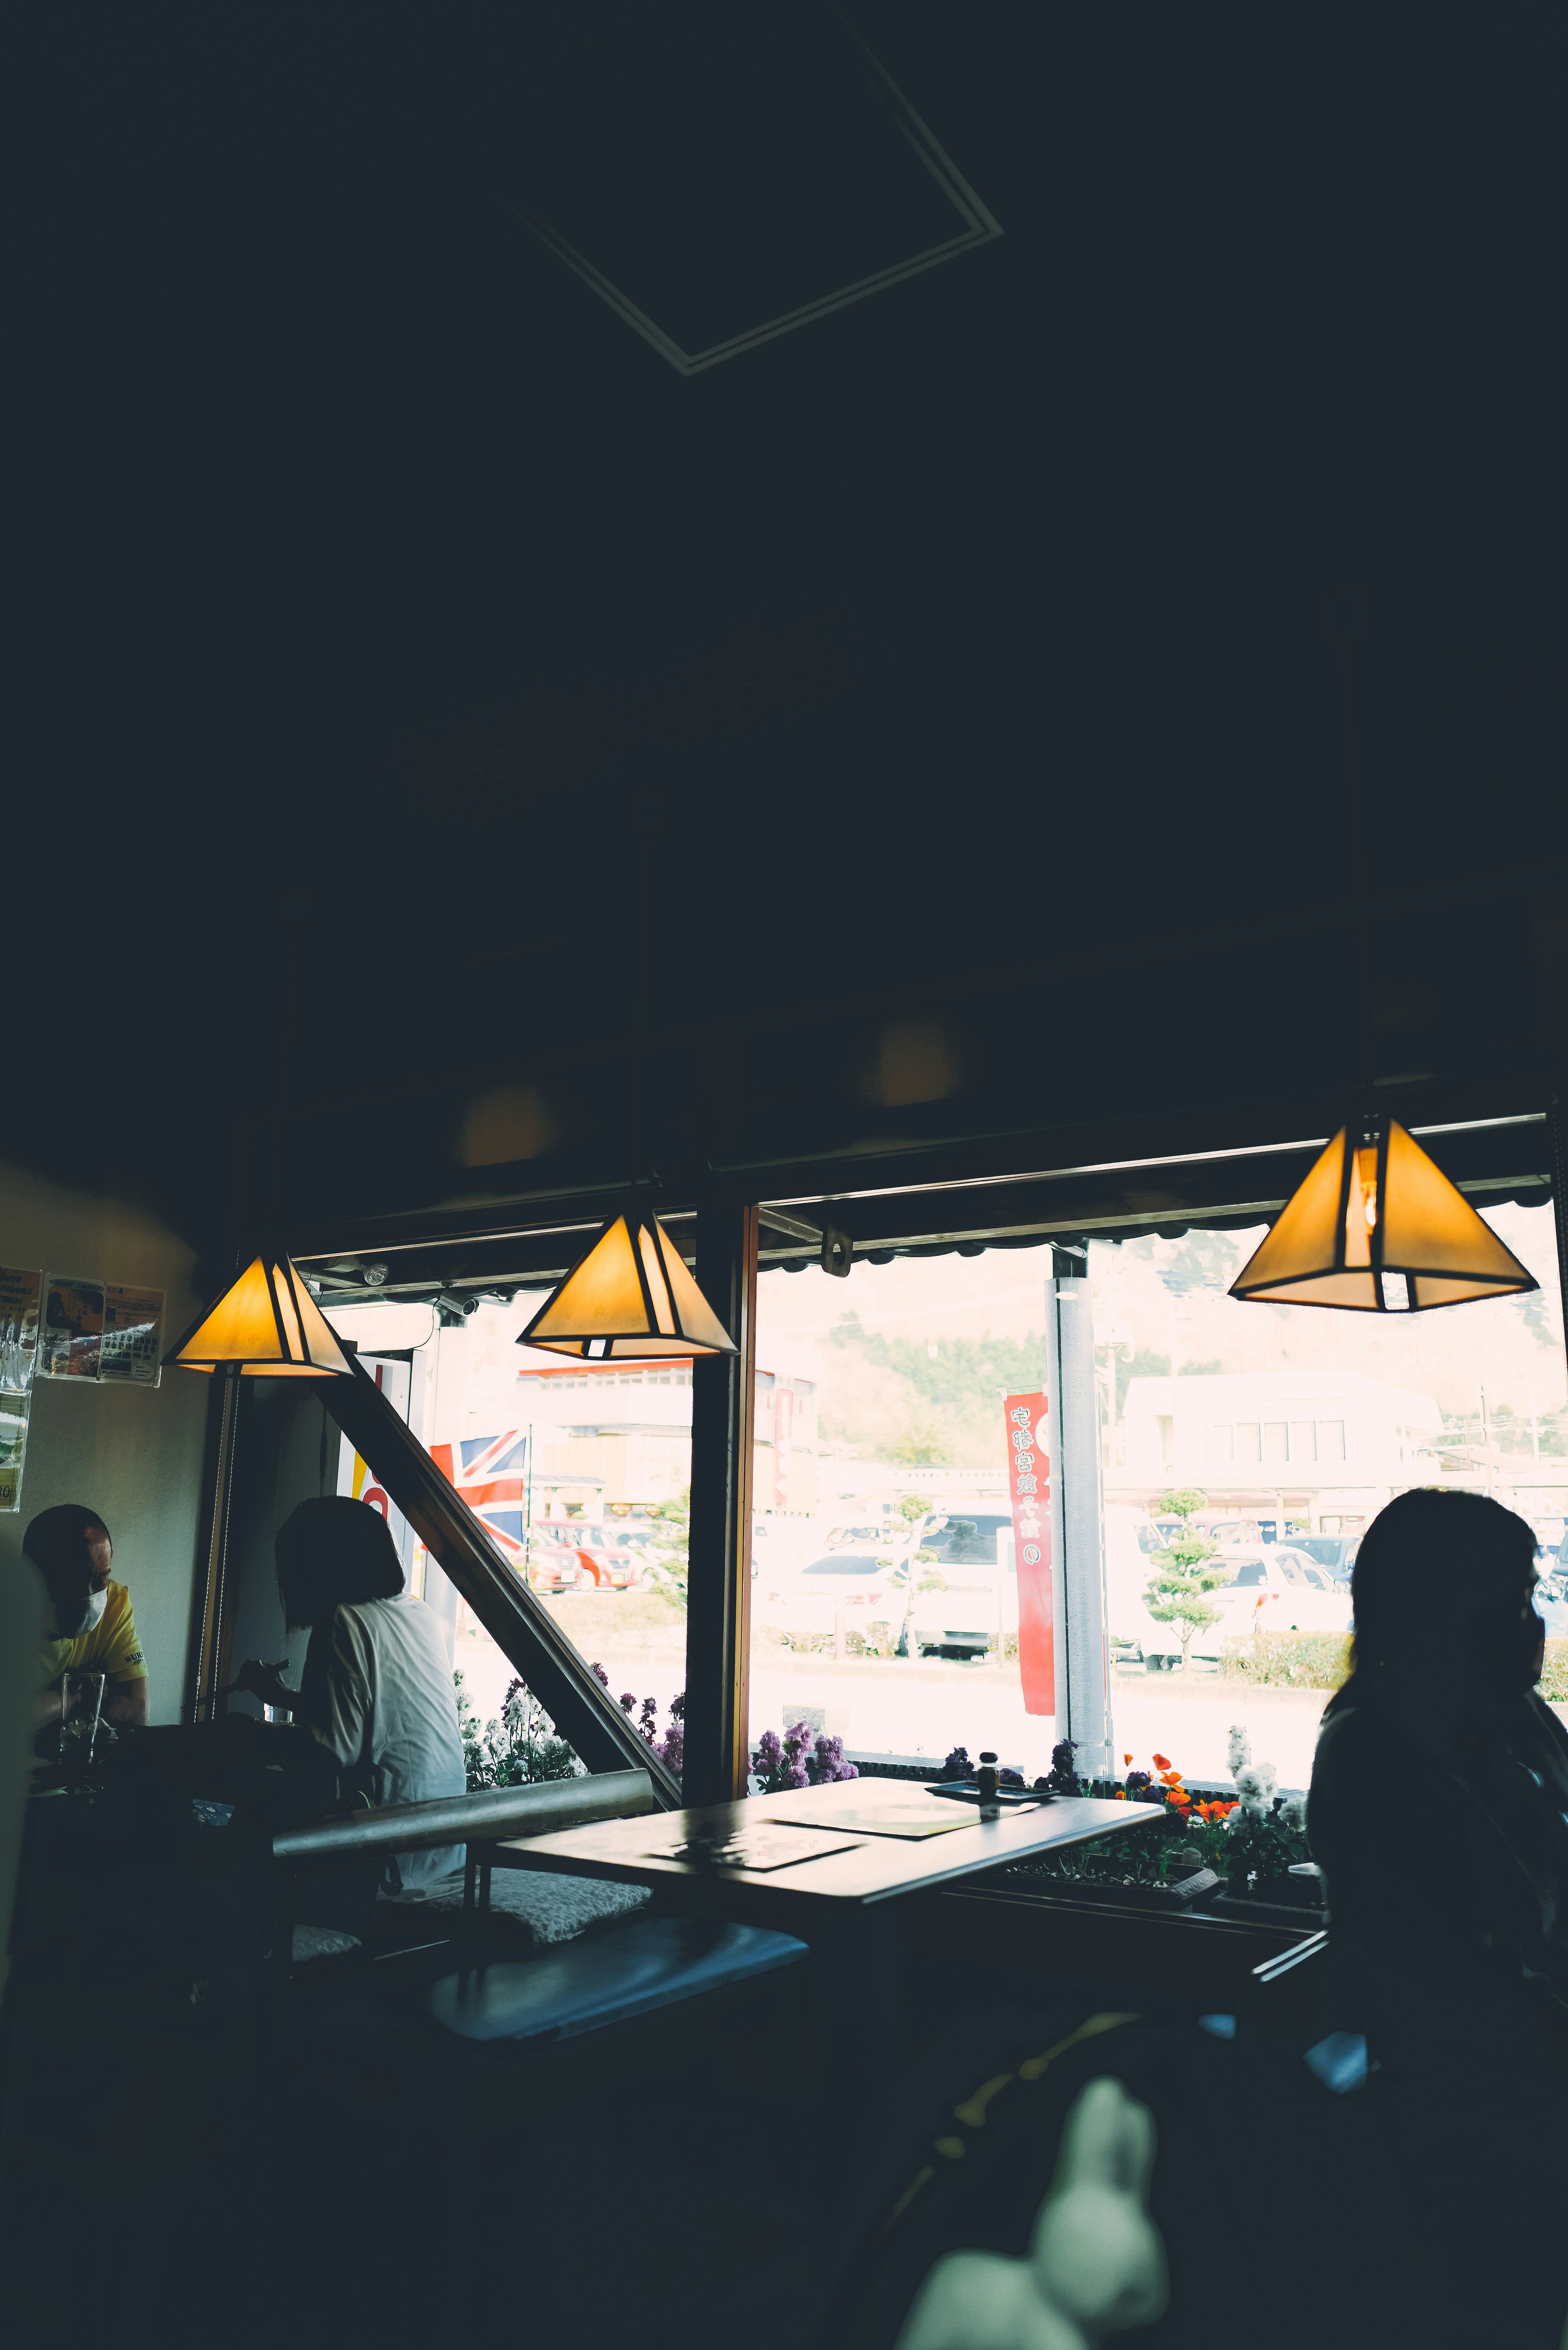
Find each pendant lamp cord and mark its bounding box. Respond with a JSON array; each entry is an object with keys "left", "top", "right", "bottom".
[{"left": 1335, "top": 601, "right": 1374, "bottom": 1109}]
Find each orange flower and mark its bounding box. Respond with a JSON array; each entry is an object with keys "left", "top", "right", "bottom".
[
  {"left": 1194, "top": 1799, "right": 1238, "bottom": 1823},
  {"left": 1123, "top": 1752, "right": 1134, "bottom": 1765},
  {"left": 1152, "top": 1753, "right": 1172, "bottom": 1770},
  {"left": 1114, "top": 1789, "right": 1127, "bottom": 1800},
  {"left": 1158, "top": 1769, "right": 1184, "bottom": 1787}
]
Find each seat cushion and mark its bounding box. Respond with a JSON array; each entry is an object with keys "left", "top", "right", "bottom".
[
  {"left": 425, "top": 1917, "right": 808, "bottom": 2043},
  {"left": 380, "top": 1866, "right": 650, "bottom": 1946}
]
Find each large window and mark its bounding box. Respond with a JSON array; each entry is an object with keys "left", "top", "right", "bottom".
[
  {"left": 750, "top": 1249, "right": 1059, "bottom": 1776},
  {"left": 321, "top": 1295, "right": 691, "bottom": 1763},
  {"left": 314, "top": 1179, "right": 1565, "bottom": 1801},
  {"left": 1095, "top": 1200, "right": 1566, "bottom": 1790}
]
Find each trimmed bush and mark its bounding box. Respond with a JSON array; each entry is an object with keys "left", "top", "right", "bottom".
[
  {"left": 1539, "top": 1641, "right": 1568, "bottom": 1702},
  {"left": 1220, "top": 1630, "right": 1351, "bottom": 1690}
]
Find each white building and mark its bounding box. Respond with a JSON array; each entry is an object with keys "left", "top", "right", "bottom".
[
  {"left": 512, "top": 1355, "right": 819, "bottom": 1514},
  {"left": 1117, "top": 1369, "right": 1444, "bottom": 1527}
]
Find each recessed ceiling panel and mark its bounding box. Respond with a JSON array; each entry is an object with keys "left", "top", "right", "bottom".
[{"left": 490, "top": 11, "right": 1002, "bottom": 371}]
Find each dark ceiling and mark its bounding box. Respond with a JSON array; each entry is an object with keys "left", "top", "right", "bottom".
[{"left": 17, "top": 6, "right": 1566, "bottom": 1263}]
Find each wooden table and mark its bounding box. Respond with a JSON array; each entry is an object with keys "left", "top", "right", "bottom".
[
  {"left": 487, "top": 1778, "right": 1163, "bottom": 2089},
  {"left": 488, "top": 1776, "right": 1161, "bottom": 1912}
]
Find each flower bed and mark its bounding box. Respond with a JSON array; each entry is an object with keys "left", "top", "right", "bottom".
[{"left": 1005, "top": 1728, "right": 1314, "bottom": 1905}]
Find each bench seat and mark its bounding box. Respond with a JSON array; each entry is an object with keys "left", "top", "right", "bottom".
[{"left": 427, "top": 1916, "right": 808, "bottom": 2044}]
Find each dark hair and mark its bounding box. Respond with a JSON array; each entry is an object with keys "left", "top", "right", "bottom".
[
  {"left": 1325, "top": 1486, "right": 1537, "bottom": 1718},
  {"left": 22, "top": 1504, "right": 112, "bottom": 1598},
  {"left": 275, "top": 1496, "right": 405, "bottom": 1628}
]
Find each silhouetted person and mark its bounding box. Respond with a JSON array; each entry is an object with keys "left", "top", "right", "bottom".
[
  {"left": 235, "top": 1497, "right": 465, "bottom": 1887},
  {"left": 1310, "top": 1488, "right": 1568, "bottom": 2349}
]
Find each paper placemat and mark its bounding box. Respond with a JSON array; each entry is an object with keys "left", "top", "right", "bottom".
[
  {"left": 644, "top": 1825, "right": 864, "bottom": 1872},
  {"left": 767, "top": 1804, "right": 980, "bottom": 1840}
]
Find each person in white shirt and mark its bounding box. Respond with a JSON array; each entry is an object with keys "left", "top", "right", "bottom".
[{"left": 236, "top": 1497, "right": 466, "bottom": 1888}]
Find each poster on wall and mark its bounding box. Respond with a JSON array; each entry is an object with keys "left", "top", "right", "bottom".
[
  {"left": 40, "top": 1275, "right": 105, "bottom": 1379},
  {"left": 0, "top": 1388, "right": 29, "bottom": 1512},
  {"left": 100, "top": 1283, "right": 165, "bottom": 1386},
  {"left": 0, "top": 1266, "right": 42, "bottom": 1393}
]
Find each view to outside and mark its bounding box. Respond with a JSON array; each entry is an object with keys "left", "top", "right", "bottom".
[
  {"left": 751, "top": 1199, "right": 1567, "bottom": 1790},
  {"left": 321, "top": 1295, "right": 692, "bottom": 1764},
  {"left": 324, "top": 1193, "right": 1566, "bottom": 1796},
  {"left": 1094, "top": 1201, "right": 1566, "bottom": 1788}
]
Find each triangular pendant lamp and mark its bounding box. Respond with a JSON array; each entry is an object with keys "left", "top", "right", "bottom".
[
  {"left": 1229, "top": 1114, "right": 1538, "bottom": 1313},
  {"left": 165, "top": 1250, "right": 356, "bottom": 1376},
  {"left": 518, "top": 1203, "right": 738, "bottom": 1360}
]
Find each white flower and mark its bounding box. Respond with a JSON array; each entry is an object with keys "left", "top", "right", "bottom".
[
  {"left": 1280, "top": 1794, "right": 1308, "bottom": 1835},
  {"left": 1233, "top": 1763, "right": 1280, "bottom": 1816},
  {"left": 1227, "top": 1725, "right": 1252, "bottom": 1776}
]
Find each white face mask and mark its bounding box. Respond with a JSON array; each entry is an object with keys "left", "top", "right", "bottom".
[{"left": 62, "top": 1587, "right": 107, "bottom": 1639}]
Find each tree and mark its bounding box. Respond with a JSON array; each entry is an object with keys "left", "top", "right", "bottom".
[
  {"left": 1144, "top": 1488, "right": 1229, "bottom": 1670},
  {"left": 642, "top": 1486, "right": 690, "bottom": 1603}
]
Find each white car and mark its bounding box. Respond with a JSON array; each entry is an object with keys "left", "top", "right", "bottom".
[
  {"left": 1133, "top": 1545, "right": 1353, "bottom": 1669},
  {"left": 752, "top": 1549, "right": 911, "bottom": 1637},
  {"left": 909, "top": 1562, "right": 1018, "bottom": 1659}
]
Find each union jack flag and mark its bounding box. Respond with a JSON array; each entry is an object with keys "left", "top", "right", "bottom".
[{"left": 430, "top": 1430, "right": 530, "bottom": 1566}]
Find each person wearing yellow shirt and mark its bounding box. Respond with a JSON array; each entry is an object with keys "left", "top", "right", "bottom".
[{"left": 27, "top": 1503, "right": 149, "bottom": 1729}]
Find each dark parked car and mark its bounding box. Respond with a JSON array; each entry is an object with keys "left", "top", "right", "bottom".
[{"left": 1292, "top": 1534, "right": 1361, "bottom": 1584}]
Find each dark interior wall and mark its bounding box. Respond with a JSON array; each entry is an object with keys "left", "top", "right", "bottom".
[{"left": 0, "top": 1163, "right": 210, "bottom": 1725}]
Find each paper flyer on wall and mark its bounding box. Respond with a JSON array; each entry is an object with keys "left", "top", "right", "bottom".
[
  {"left": 0, "top": 1389, "right": 29, "bottom": 1512},
  {"left": 0, "top": 1266, "right": 41, "bottom": 1393},
  {"left": 40, "top": 1275, "right": 105, "bottom": 1379},
  {"left": 101, "top": 1283, "right": 165, "bottom": 1386}
]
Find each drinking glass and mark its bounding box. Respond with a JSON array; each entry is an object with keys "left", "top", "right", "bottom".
[{"left": 60, "top": 1670, "right": 105, "bottom": 1764}]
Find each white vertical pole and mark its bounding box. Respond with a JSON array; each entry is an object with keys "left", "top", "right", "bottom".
[{"left": 1048, "top": 1265, "right": 1113, "bottom": 1781}]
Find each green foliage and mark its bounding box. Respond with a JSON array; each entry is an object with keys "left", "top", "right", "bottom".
[
  {"left": 898, "top": 1493, "right": 931, "bottom": 1523},
  {"left": 885, "top": 1409, "right": 950, "bottom": 1464},
  {"left": 825, "top": 1312, "right": 1046, "bottom": 1465},
  {"left": 1539, "top": 1641, "right": 1568, "bottom": 1701},
  {"left": 641, "top": 1485, "right": 690, "bottom": 1603},
  {"left": 1144, "top": 1491, "right": 1227, "bottom": 1662},
  {"left": 1221, "top": 1631, "right": 1351, "bottom": 1690},
  {"left": 454, "top": 1670, "right": 579, "bottom": 1791},
  {"left": 1158, "top": 1488, "right": 1209, "bottom": 1522}
]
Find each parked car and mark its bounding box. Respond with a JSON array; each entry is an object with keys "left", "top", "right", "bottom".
[
  {"left": 527, "top": 1539, "right": 583, "bottom": 1594},
  {"left": 1136, "top": 1545, "right": 1353, "bottom": 1669},
  {"left": 1291, "top": 1533, "right": 1361, "bottom": 1584},
  {"left": 921, "top": 1513, "right": 1013, "bottom": 1565},
  {"left": 753, "top": 1549, "right": 911, "bottom": 1637},
  {"left": 572, "top": 1536, "right": 643, "bottom": 1590},
  {"left": 907, "top": 1514, "right": 1018, "bottom": 1657}
]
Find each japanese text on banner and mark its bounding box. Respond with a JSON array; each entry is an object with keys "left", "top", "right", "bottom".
[{"left": 1004, "top": 1388, "right": 1054, "bottom": 1716}]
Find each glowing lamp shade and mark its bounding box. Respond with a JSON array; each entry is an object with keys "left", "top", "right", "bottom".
[
  {"left": 518, "top": 1207, "right": 738, "bottom": 1359},
  {"left": 165, "top": 1253, "right": 356, "bottom": 1376},
  {"left": 1228, "top": 1116, "right": 1538, "bottom": 1313}
]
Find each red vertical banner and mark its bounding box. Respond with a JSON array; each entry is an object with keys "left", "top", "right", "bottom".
[{"left": 1004, "top": 1390, "right": 1053, "bottom": 1715}]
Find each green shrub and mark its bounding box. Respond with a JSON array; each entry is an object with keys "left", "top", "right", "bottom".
[
  {"left": 1220, "top": 1630, "right": 1351, "bottom": 1690},
  {"left": 1539, "top": 1641, "right": 1568, "bottom": 1701}
]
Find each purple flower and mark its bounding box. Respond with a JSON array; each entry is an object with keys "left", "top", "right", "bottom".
[
  {"left": 808, "top": 1732, "right": 858, "bottom": 1785},
  {"left": 941, "top": 1746, "right": 971, "bottom": 1781},
  {"left": 590, "top": 1663, "right": 610, "bottom": 1688},
  {"left": 668, "top": 1690, "right": 686, "bottom": 1723},
  {"left": 658, "top": 1723, "right": 684, "bottom": 1773},
  {"left": 619, "top": 1692, "right": 637, "bottom": 1715}
]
